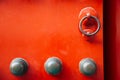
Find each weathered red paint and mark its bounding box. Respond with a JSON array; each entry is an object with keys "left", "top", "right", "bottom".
[{"left": 0, "top": 0, "right": 103, "bottom": 80}]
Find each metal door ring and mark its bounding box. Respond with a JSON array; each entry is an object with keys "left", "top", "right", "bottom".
[{"left": 79, "top": 15, "right": 100, "bottom": 36}]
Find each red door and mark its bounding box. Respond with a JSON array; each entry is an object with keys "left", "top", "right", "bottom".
[{"left": 0, "top": 0, "right": 103, "bottom": 80}]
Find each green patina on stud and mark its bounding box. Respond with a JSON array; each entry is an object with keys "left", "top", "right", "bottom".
[
  {"left": 10, "top": 58, "right": 28, "bottom": 76},
  {"left": 79, "top": 58, "right": 97, "bottom": 76},
  {"left": 44, "top": 57, "right": 62, "bottom": 75}
]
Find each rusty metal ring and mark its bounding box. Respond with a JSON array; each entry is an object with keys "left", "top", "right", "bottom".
[{"left": 79, "top": 15, "right": 100, "bottom": 36}]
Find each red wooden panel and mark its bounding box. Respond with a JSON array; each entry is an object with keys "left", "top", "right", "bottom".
[
  {"left": 104, "top": 0, "right": 120, "bottom": 80},
  {"left": 105, "top": 0, "right": 120, "bottom": 80}
]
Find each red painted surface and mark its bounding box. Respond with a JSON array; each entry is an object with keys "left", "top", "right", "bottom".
[
  {"left": 116, "top": 0, "right": 120, "bottom": 79},
  {"left": 0, "top": 0, "right": 103, "bottom": 80},
  {"left": 104, "top": 0, "right": 120, "bottom": 80}
]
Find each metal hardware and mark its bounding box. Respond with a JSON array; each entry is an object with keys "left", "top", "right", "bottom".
[
  {"left": 79, "top": 15, "right": 100, "bottom": 36},
  {"left": 79, "top": 58, "right": 97, "bottom": 76},
  {"left": 44, "top": 57, "right": 62, "bottom": 75},
  {"left": 10, "top": 58, "right": 28, "bottom": 76}
]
